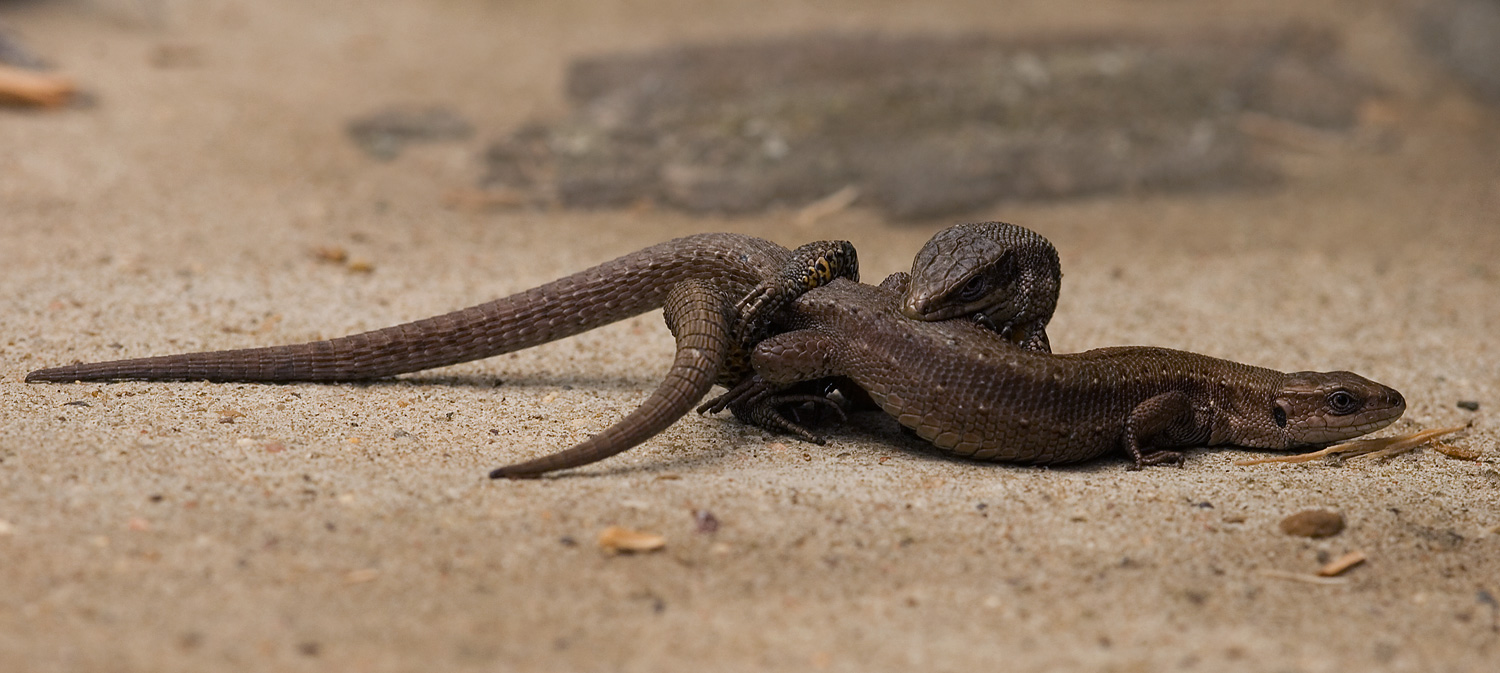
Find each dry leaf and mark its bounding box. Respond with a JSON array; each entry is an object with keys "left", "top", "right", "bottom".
[
  {"left": 1280, "top": 509, "right": 1344, "bottom": 538},
  {"left": 597, "top": 525, "right": 666, "bottom": 553},
  {"left": 1434, "top": 442, "right": 1483, "bottom": 460}
]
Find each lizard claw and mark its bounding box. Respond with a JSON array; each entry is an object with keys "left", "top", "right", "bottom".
[
  {"left": 1131, "top": 450, "right": 1186, "bottom": 469},
  {"left": 736, "top": 393, "right": 845, "bottom": 445},
  {"left": 698, "top": 376, "right": 773, "bottom": 416},
  {"left": 731, "top": 284, "right": 779, "bottom": 346}
]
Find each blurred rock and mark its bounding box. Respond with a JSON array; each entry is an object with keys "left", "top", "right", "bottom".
[
  {"left": 485, "top": 27, "right": 1382, "bottom": 219},
  {"left": 348, "top": 105, "right": 474, "bottom": 160},
  {"left": 1419, "top": 0, "right": 1500, "bottom": 103}
]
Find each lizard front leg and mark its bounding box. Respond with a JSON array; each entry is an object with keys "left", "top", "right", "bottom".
[
  {"left": 1122, "top": 391, "right": 1196, "bottom": 468},
  {"left": 732, "top": 240, "right": 859, "bottom": 347}
]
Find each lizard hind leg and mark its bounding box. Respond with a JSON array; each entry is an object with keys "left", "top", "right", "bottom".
[
  {"left": 697, "top": 375, "right": 845, "bottom": 444},
  {"left": 729, "top": 388, "right": 848, "bottom": 445}
]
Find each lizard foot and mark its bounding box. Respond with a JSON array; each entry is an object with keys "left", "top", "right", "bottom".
[
  {"left": 698, "top": 376, "right": 770, "bottom": 416},
  {"left": 732, "top": 393, "right": 845, "bottom": 445},
  {"left": 1129, "top": 450, "right": 1186, "bottom": 470},
  {"left": 699, "top": 377, "right": 845, "bottom": 444}
]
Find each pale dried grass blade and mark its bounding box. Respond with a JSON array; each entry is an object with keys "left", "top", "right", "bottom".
[{"left": 1235, "top": 426, "right": 1466, "bottom": 466}]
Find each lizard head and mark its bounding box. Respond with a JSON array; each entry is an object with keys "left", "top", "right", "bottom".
[
  {"left": 1271, "top": 371, "right": 1406, "bottom": 446},
  {"left": 901, "top": 222, "right": 1061, "bottom": 352}
]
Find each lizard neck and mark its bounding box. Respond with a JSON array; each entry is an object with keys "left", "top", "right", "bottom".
[{"left": 1205, "top": 373, "right": 1291, "bottom": 449}]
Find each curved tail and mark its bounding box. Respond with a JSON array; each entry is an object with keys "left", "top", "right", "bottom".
[{"left": 489, "top": 280, "right": 732, "bottom": 478}]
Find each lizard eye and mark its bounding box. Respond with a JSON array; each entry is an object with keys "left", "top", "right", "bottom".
[
  {"left": 956, "top": 275, "right": 990, "bottom": 303},
  {"left": 1326, "top": 390, "right": 1361, "bottom": 415}
]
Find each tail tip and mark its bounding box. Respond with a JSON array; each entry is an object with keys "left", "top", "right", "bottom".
[
  {"left": 24, "top": 369, "right": 58, "bottom": 383},
  {"left": 488, "top": 467, "right": 540, "bottom": 480}
]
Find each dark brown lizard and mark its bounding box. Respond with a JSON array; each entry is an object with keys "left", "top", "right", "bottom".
[
  {"left": 703, "top": 278, "right": 1405, "bottom": 467},
  {"left": 26, "top": 217, "right": 1064, "bottom": 477}
]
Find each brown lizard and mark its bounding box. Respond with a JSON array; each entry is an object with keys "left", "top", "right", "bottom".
[
  {"left": 704, "top": 278, "right": 1406, "bottom": 467},
  {"left": 886, "top": 220, "right": 1061, "bottom": 352}
]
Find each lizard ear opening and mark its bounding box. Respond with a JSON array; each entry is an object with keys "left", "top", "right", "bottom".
[{"left": 1272, "top": 403, "right": 1288, "bottom": 429}]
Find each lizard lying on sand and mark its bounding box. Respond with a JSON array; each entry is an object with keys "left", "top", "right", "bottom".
[
  {"left": 702, "top": 277, "right": 1406, "bottom": 468},
  {"left": 487, "top": 222, "right": 1400, "bottom": 474}
]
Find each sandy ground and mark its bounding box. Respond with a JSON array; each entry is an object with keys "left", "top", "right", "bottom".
[{"left": 1, "top": 1, "right": 1498, "bottom": 671}]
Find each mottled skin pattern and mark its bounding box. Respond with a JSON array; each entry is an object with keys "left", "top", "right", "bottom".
[{"left": 712, "top": 279, "right": 1406, "bottom": 467}]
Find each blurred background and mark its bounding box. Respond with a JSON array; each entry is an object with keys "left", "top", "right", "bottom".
[{"left": 2, "top": 2, "right": 1496, "bottom": 672}]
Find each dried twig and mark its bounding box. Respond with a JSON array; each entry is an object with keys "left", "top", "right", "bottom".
[
  {"left": 1258, "top": 569, "right": 1350, "bottom": 585},
  {"left": 1236, "top": 426, "right": 1467, "bottom": 466}
]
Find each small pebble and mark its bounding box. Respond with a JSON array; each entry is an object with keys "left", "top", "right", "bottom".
[
  {"left": 1280, "top": 509, "right": 1345, "bottom": 538},
  {"left": 693, "top": 509, "right": 720, "bottom": 534},
  {"left": 1457, "top": 400, "right": 1480, "bottom": 411}
]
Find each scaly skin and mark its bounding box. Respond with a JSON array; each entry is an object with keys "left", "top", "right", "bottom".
[
  {"left": 25, "top": 233, "right": 841, "bottom": 383},
  {"left": 894, "top": 221, "right": 1061, "bottom": 352},
  {"left": 488, "top": 240, "right": 860, "bottom": 478},
  {"left": 490, "top": 223, "right": 1067, "bottom": 476},
  {"left": 488, "top": 279, "right": 735, "bottom": 478},
  {"left": 709, "top": 279, "right": 1406, "bottom": 467}
]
